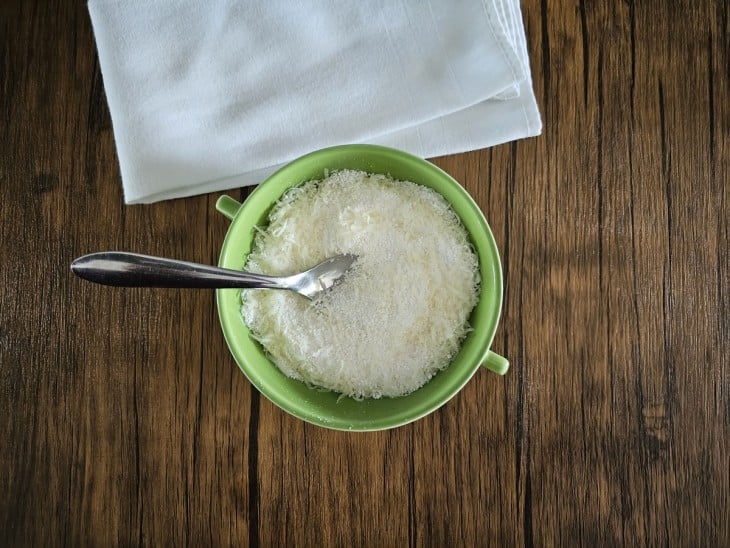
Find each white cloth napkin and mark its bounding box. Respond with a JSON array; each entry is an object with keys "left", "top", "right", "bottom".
[{"left": 88, "top": 0, "right": 541, "bottom": 204}]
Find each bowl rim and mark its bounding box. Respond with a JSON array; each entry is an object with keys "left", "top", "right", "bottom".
[{"left": 216, "top": 144, "right": 503, "bottom": 431}]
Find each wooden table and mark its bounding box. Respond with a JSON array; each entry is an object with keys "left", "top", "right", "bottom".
[{"left": 1, "top": 1, "right": 727, "bottom": 545}]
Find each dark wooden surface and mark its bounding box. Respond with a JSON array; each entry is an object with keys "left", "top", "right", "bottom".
[{"left": 1, "top": 1, "right": 728, "bottom": 546}]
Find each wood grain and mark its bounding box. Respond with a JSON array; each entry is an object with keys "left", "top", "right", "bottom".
[{"left": 1, "top": 0, "right": 727, "bottom": 545}]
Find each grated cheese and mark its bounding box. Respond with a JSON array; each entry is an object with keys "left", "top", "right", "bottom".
[{"left": 241, "top": 170, "right": 480, "bottom": 399}]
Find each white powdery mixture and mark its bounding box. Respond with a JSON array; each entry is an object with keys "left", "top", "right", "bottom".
[{"left": 241, "top": 170, "right": 479, "bottom": 399}]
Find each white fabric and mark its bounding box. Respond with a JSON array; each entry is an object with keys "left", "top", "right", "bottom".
[{"left": 88, "top": 0, "right": 541, "bottom": 204}]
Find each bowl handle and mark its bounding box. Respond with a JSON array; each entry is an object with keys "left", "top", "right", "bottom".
[
  {"left": 481, "top": 351, "right": 509, "bottom": 375},
  {"left": 216, "top": 195, "right": 242, "bottom": 221}
]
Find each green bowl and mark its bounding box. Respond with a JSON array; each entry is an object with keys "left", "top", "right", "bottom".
[{"left": 215, "top": 144, "right": 507, "bottom": 431}]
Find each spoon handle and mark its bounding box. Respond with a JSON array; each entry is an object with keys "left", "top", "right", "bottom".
[{"left": 70, "top": 252, "right": 288, "bottom": 289}]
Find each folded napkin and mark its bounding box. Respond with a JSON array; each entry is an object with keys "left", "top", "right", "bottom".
[{"left": 88, "top": 0, "right": 541, "bottom": 204}]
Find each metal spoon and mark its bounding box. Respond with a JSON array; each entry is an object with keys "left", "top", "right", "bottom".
[{"left": 71, "top": 252, "right": 358, "bottom": 300}]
